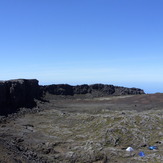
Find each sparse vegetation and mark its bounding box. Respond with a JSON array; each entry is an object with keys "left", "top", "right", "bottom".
[{"left": 0, "top": 94, "right": 163, "bottom": 162}]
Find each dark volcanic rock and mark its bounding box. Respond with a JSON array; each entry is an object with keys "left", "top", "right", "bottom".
[
  {"left": 90, "top": 84, "right": 115, "bottom": 96},
  {"left": 114, "top": 86, "right": 145, "bottom": 95},
  {"left": 43, "top": 83, "right": 145, "bottom": 97},
  {"left": 44, "top": 84, "right": 74, "bottom": 95},
  {"left": 0, "top": 79, "right": 39, "bottom": 115},
  {"left": 73, "top": 84, "right": 91, "bottom": 94},
  {"left": 0, "top": 79, "right": 145, "bottom": 116}
]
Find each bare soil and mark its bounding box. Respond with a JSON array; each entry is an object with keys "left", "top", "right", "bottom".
[{"left": 0, "top": 93, "right": 163, "bottom": 163}]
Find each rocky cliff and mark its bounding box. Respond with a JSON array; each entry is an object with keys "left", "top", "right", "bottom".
[
  {"left": 43, "top": 83, "right": 145, "bottom": 97},
  {"left": 0, "top": 79, "right": 145, "bottom": 116},
  {"left": 0, "top": 79, "right": 40, "bottom": 115}
]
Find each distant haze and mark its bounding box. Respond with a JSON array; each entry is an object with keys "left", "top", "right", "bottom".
[{"left": 0, "top": 0, "right": 163, "bottom": 94}]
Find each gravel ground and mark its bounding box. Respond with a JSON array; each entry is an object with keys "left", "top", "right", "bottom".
[{"left": 0, "top": 94, "right": 163, "bottom": 163}]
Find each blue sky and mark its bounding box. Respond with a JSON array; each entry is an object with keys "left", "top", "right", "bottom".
[{"left": 0, "top": 0, "right": 163, "bottom": 93}]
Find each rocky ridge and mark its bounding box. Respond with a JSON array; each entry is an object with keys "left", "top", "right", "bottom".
[
  {"left": 0, "top": 79, "right": 145, "bottom": 116},
  {"left": 42, "top": 83, "right": 145, "bottom": 96}
]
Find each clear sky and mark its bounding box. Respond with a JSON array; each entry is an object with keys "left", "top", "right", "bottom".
[{"left": 0, "top": 0, "right": 163, "bottom": 93}]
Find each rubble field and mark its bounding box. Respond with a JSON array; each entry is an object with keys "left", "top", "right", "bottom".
[{"left": 0, "top": 93, "right": 163, "bottom": 163}]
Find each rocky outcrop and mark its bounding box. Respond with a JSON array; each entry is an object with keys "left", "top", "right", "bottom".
[
  {"left": 0, "top": 79, "right": 145, "bottom": 116},
  {"left": 0, "top": 79, "right": 40, "bottom": 115},
  {"left": 44, "top": 84, "right": 74, "bottom": 95},
  {"left": 114, "top": 86, "right": 145, "bottom": 95},
  {"left": 43, "top": 83, "right": 145, "bottom": 97}
]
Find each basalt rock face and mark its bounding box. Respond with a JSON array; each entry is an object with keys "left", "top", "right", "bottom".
[
  {"left": 114, "top": 86, "right": 145, "bottom": 95},
  {"left": 73, "top": 84, "right": 91, "bottom": 94},
  {"left": 44, "top": 84, "right": 74, "bottom": 95},
  {"left": 44, "top": 83, "right": 145, "bottom": 97},
  {"left": 0, "top": 79, "right": 145, "bottom": 116},
  {"left": 0, "top": 79, "right": 40, "bottom": 115}
]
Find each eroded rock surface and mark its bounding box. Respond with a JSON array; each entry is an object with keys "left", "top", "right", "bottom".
[
  {"left": 43, "top": 83, "right": 145, "bottom": 97},
  {"left": 0, "top": 79, "right": 145, "bottom": 116},
  {"left": 0, "top": 79, "right": 40, "bottom": 115}
]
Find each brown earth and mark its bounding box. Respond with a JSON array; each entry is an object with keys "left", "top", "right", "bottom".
[{"left": 0, "top": 93, "right": 163, "bottom": 163}]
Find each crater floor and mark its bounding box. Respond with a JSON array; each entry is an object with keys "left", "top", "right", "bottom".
[{"left": 0, "top": 94, "right": 163, "bottom": 163}]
